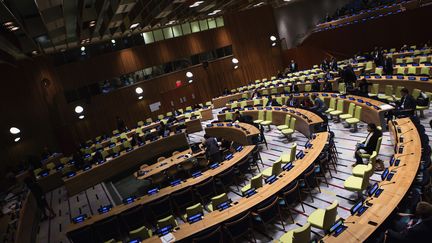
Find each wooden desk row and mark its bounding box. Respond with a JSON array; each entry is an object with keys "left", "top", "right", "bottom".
[
  {"left": 204, "top": 122, "right": 261, "bottom": 145},
  {"left": 218, "top": 106, "right": 324, "bottom": 138},
  {"left": 361, "top": 75, "right": 432, "bottom": 93},
  {"left": 66, "top": 145, "right": 256, "bottom": 235},
  {"left": 143, "top": 132, "right": 329, "bottom": 242},
  {"left": 64, "top": 132, "right": 190, "bottom": 196},
  {"left": 324, "top": 117, "right": 422, "bottom": 242}
]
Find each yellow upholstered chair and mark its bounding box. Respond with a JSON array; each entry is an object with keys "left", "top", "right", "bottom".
[
  {"left": 129, "top": 226, "right": 153, "bottom": 240},
  {"left": 352, "top": 152, "right": 377, "bottom": 177},
  {"left": 241, "top": 174, "right": 263, "bottom": 195},
  {"left": 207, "top": 193, "right": 229, "bottom": 212},
  {"left": 307, "top": 200, "right": 339, "bottom": 231},
  {"left": 253, "top": 110, "right": 265, "bottom": 125},
  {"left": 261, "top": 111, "right": 273, "bottom": 131},
  {"left": 279, "top": 222, "right": 311, "bottom": 243},
  {"left": 329, "top": 99, "right": 344, "bottom": 121},
  {"left": 346, "top": 106, "right": 362, "bottom": 132},
  {"left": 325, "top": 98, "right": 336, "bottom": 114},
  {"left": 277, "top": 115, "right": 291, "bottom": 130},
  {"left": 182, "top": 203, "right": 204, "bottom": 222},
  {"left": 368, "top": 84, "right": 379, "bottom": 98},
  {"left": 344, "top": 163, "right": 373, "bottom": 199},
  {"left": 281, "top": 117, "right": 296, "bottom": 140},
  {"left": 262, "top": 160, "right": 282, "bottom": 178},
  {"left": 277, "top": 143, "right": 297, "bottom": 164},
  {"left": 157, "top": 215, "right": 178, "bottom": 228},
  {"left": 340, "top": 103, "right": 355, "bottom": 121}
]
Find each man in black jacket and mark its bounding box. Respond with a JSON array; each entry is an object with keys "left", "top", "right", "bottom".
[{"left": 354, "top": 123, "right": 382, "bottom": 165}]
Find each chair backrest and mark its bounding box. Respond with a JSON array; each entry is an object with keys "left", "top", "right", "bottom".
[
  {"left": 253, "top": 99, "right": 261, "bottom": 106},
  {"left": 276, "top": 97, "right": 283, "bottom": 105},
  {"left": 284, "top": 115, "right": 291, "bottom": 126},
  {"left": 322, "top": 200, "right": 339, "bottom": 230},
  {"left": 171, "top": 188, "right": 195, "bottom": 211},
  {"left": 353, "top": 106, "right": 362, "bottom": 120},
  {"left": 242, "top": 93, "right": 248, "bottom": 99},
  {"left": 290, "top": 117, "right": 297, "bottom": 130},
  {"left": 112, "top": 129, "right": 119, "bottom": 135},
  {"left": 186, "top": 106, "right": 193, "bottom": 111},
  {"left": 226, "top": 112, "right": 233, "bottom": 121},
  {"left": 329, "top": 98, "right": 336, "bottom": 110},
  {"left": 266, "top": 111, "right": 272, "bottom": 121},
  {"left": 194, "top": 178, "right": 217, "bottom": 203},
  {"left": 240, "top": 101, "right": 247, "bottom": 108},
  {"left": 305, "top": 84, "right": 311, "bottom": 92},
  {"left": 375, "top": 68, "right": 383, "bottom": 76},
  {"left": 146, "top": 118, "right": 153, "bottom": 123},
  {"left": 137, "top": 121, "right": 144, "bottom": 127},
  {"left": 396, "top": 67, "right": 406, "bottom": 75},
  {"left": 192, "top": 226, "right": 223, "bottom": 243},
  {"left": 421, "top": 67, "right": 430, "bottom": 77},
  {"left": 346, "top": 103, "right": 355, "bottom": 116},
  {"left": 292, "top": 222, "right": 311, "bottom": 243},
  {"left": 375, "top": 137, "right": 382, "bottom": 154},
  {"left": 211, "top": 193, "right": 228, "bottom": 210},
  {"left": 68, "top": 226, "right": 94, "bottom": 243},
  {"left": 412, "top": 88, "right": 421, "bottom": 99},
  {"left": 149, "top": 196, "right": 172, "bottom": 220},
  {"left": 395, "top": 58, "right": 403, "bottom": 64},
  {"left": 256, "top": 196, "right": 280, "bottom": 223},
  {"left": 157, "top": 215, "right": 177, "bottom": 228},
  {"left": 369, "top": 151, "right": 377, "bottom": 167},
  {"left": 371, "top": 84, "right": 379, "bottom": 95},
  {"left": 407, "top": 67, "right": 416, "bottom": 75},
  {"left": 395, "top": 86, "right": 404, "bottom": 98},
  {"left": 46, "top": 162, "right": 55, "bottom": 170},
  {"left": 120, "top": 205, "right": 146, "bottom": 231},
  {"left": 186, "top": 203, "right": 204, "bottom": 219},
  {"left": 384, "top": 85, "right": 393, "bottom": 96},
  {"left": 257, "top": 110, "right": 264, "bottom": 120},
  {"left": 250, "top": 174, "right": 263, "bottom": 189},
  {"left": 223, "top": 212, "right": 253, "bottom": 241},
  {"left": 338, "top": 83, "right": 346, "bottom": 93},
  {"left": 272, "top": 160, "right": 282, "bottom": 176},
  {"left": 93, "top": 216, "right": 122, "bottom": 242},
  {"left": 336, "top": 99, "right": 344, "bottom": 112},
  {"left": 290, "top": 143, "right": 297, "bottom": 161},
  {"left": 406, "top": 57, "right": 414, "bottom": 64},
  {"left": 365, "top": 61, "right": 373, "bottom": 69}
]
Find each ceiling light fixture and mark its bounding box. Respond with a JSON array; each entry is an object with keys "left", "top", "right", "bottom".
[
  {"left": 253, "top": 2, "right": 265, "bottom": 7},
  {"left": 208, "top": 9, "right": 221, "bottom": 16},
  {"left": 270, "top": 35, "right": 277, "bottom": 41},
  {"left": 75, "top": 105, "right": 84, "bottom": 114},
  {"left": 111, "top": 39, "right": 116, "bottom": 44},
  {"left": 14, "top": 137, "right": 21, "bottom": 142},
  {"left": 189, "top": 1, "right": 204, "bottom": 8},
  {"left": 80, "top": 46, "right": 86, "bottom": 51},
  {"left": 10, "top": 127, "right": 20, "bottom": 135},
  {"left": 135, "top": 87, "right": 143, "bottom": 94},
  {"left": 130, "top": 23, "right": 139, "bottom": 29},
  {"left": 186, "top": 72, "right": 193, "bottom": 78},
  {"left": 78, "top": 115, "right": 85, "bottom": 120}
]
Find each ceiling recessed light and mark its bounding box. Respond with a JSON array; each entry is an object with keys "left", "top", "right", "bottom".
[
  {"left": 232, "top": 58, "right": 239, "bottom": 64},
  {"left": 130, "top": 23, "right": 139, "bottom": 29},
  {"left": 81, "top": 46, "right": 86, "bottom": 51},
  {"left": 10, "top": 127, "right": 20, "bottom": 135},
  {"left": 14, "top": 137, "right": 21, "bottom": 142},
  {"left": 75, "top": 105, "right": 84, "bottom": 114},
  {"left": 253, "top": 2, "right": 265, "bottom": 7},
  {"left": 135, "top": 87, "right": 143, "bottom": 94},
  {"left": 111, "top": 39, "right": 116, "bottom": 44},
  {"left": 79, "top": 115, "right": 85, "bottom": 119},
  {"left": 270, "top": 35, "right": 277, "bottom": 41},
  {"left": 32, "top": 50, "right": 38, "bottom": 55},
  {"left": 189, "top": 1, "right": 204, "bottom": 8},
  {"left": 3, "top": 21, "right": 13, "bottom": 26},
  {"left": 186, "top": 72, "right": 193, "bottom": 78},
  {"left": 10, "top": 26, "right": 19, "bottom": 31},
  {"left": 208, "top": 9, "right": 221, "bottom": 16}
]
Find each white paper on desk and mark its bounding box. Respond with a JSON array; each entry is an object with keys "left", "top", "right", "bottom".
[
  {"left": 380, "top": 104, "right": 394, "bottom": 110},
  {"left": 160, "top": 233, "right": 175, "bottom": 243}
]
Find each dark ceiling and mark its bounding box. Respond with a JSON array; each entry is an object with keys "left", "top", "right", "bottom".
[{"left": 0, "top": 0, "right": 297, "bottom": 59}]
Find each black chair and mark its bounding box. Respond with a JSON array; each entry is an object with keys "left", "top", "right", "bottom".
[
  {"left": 300, "top": 164, "right": 321, "bottom": 202},
  {"left": 215, "top": 167, "right": 240, "bottom": 192},
  {"left": 315, "top": 152, "right": 331, "bottom": 186},
  {"left": 171, "top": 188, "right": 197, "bottom": 219},
  {"left": 192, "top": 226, "right": 223, "bottom": 243},
  {"left": 249, "top": 147, "right": 263, "bottom": 171},
  {"left": 252, "top": 196, "right": 285, "bottom": 240},
  {"left": 194, "top": 178, "right": 218, "bottom": 206},
  {"left": 67, "top": 226, "right": 94, "bottom": 243},
  {"left": 279, "top": 180, "right": 305, "bottom": 213},
  {"left": 93, "top": 216, "right": 124, "bottom": 243},
  {"left": 148, "top": 196, "right": 173, "bottom": 224},
  {"left": 235, "top": 157, "right": 252, "bottom": 182},
  {"left": 119, "top": 205, "right": 147, "bottom": 232},
  {"left": 223, "top": 212, "right": 257, "bottom": 242}
]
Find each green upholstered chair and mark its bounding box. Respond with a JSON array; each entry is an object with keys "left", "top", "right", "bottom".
[
  {"left": 307, "top": 200, "right": 339, "bottom": 231},
  {"left": 261, "top": 111, "right": 273, "bottom": 131},
  {"left": 241, "top": 174, "right": 263, "bottom": 195},
  {"left": 262, "top": 160, "right": 282, "bottom": 178},
  {"left": 352, "top": 151, "right": 377, "bottom": 177},
  {"left": 368, "top": 84, "right": 379, "bottom": 98},
  {"left": 279, "top": 222, "right": 311, "bottom": 243},
  {"left": 253, "top": 110, "right": 265, "bottom": 125},
  {"left": 346, "top": 106, "right": 362, "bottom": 132},
  {"left": 281, "top": 117, "right": 296, "bottom": 140},
  {"left": 277, "top": 115, "right": 291, "bottom": 131}
]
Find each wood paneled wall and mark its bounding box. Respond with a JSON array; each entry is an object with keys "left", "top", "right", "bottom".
[{"left": 281, "top": 4, "right": 432, "bottom": 69}]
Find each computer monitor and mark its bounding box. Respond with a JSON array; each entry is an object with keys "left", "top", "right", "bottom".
[
  {"left": 350, "top": 200, "right": 364, "bottom": 215},
  {"left": 368, "top": 183, "right": 379, "bottom": 197},
  {"left": 381, "top": 168, "right": 389, "bottom": 181}
]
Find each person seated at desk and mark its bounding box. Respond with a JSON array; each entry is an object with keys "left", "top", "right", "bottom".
[
  {"left": 251, "top": 89, "right": 262, "bottom": 99},
  {"left": 357, "top": 78, "right": 372, "bottom": 97},
  {"left": 385, "top": 201, "right": 432, "bottom": 242},
  {"left": 234, "top": 111, "right": 245, "bottom": 122},
  {"left": 158, "top": 121, "right": 170, "bottom": 137},
  {"left": 310, "top": 94, "right": 327, "bottom": 114},
  {"left": 116, "top": 116, "right": 127, "bottom": 132},
  {"left": 193, "top": 103, "right": 202, "bottom": 110},
  {"left": 92, "top": 150, "right": 104, "bottom": 164},
  {"left": 203, "top": 134, "right": 222, "bottom": 164},
  {"left": 389, "top": 88, "right": 417, "bottom": 119},
  {"left": 266, "top": 97, "right": 281, "bottom": 107},
  {"left": 286, "top": 94, "right": 299, "bottom": 107},
  {"left": 172, "top": 109, "right": 182, "bottom": 116},
  {"left": 354, "top": 123, "right": 382, "bottom": 165},
  {"left": 166, "top": 116, "right": 178, "bottom": 124},
  {"left": 311, "top": 79, "right": 321, "bottom": 92},
  {"left": 130, "top": 133, "right": 144, "bottom": 147},
  {"left": 301, "top": 97, "right": 314, "bottom": 109},
  {"left": 290, "top": 82, "right": 299, "bottom": 93},
  {"left": 322, "top": 78, "right": 333, "bottom": 92},
  {"left": 223, "top": 88, "right": 231, "bottom": 96},
  {"left": 277, "top": 70, "right": 284, "bottom": 79}
]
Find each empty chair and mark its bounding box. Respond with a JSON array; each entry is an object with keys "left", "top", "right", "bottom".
[
  {"left": 374, "top": 67, "right": 383, "bottom": 76},
  {"left": 156, "top": 215, "right": 178, "bottom": 229},
  {"left": 395, "top": 58, "right": 404, "bottom": 65},
  {"left": 171, "top": 188, "right": 196, "bottom": 217},
  {"left": 262, "top": 160, "right": 282, "bottom": 178},
  {"left": 207, "top": 193, "right": 229, "bottom": 212},
  {"left": 279, "top": 222, "right": 311, "bottom": 243},
  {"left": 416, "top": 92, "right": 431, "bottom": 118},
  {"left": 145, "top": 118, "right": 153, "bottom": 124},
  {"left": 68, "top": 227, "right": 95, "bottom": 243},
  {"left": 420, "top": 67, "right": 431, "bottom": 77},
  {"left": 192, "top": 226, "right": 223, "bottom": 243},
  {"left": 157, "top": 114, "right": 164, "bottom": 120},
  {"left": 223, "top": 212, "right": 257, "bottom": 242},
  {"left": 241, "top": 173, "right": 263, "bottom": 195},
  {"left": 215, "top": 167, "right": 240, "bottom": 192},
  {"left": 352, "top": 151, "right": 377, "bottom": 177},
  {"left": 225, "top": 112, "right": 233, "bottom": 121},
  {"left": 277, "top": 143, "right": 297, "bottom": 164},
  {"left": 368, "top": 84, "right": 379, "bottom": 98},
  {"left": 346, "top": 106, "right": 362, "bottom": 132},
  {"left": 407, "top": 67, "right": 417, "bottom": 76},
  {"left": 338, "top": 83, "right": 346, "bottom": 94},
  {"left": 279, "top": 181, "right": 305, "bottom": 212},
  {"left": 148, "top": 196, "right": 173, "bottom": 223},
  {"left": 183, "top": 203, "right": 204, "bottom": 222},
  {"left": 137, "top": 121, "right": 144, "bottom": 127},
  {"left": 129, "top": 226, "right": 152, "bottom": 241},
  {"left": 339, "top": 103, "right": 355, "bottom": 121},
  {"left": 277, "top": 115, "right": 291, "bottom": 130},
  {"left": 166, "top": 111, "right": 173, "bottom": 117},
  {"left": 364, "top": 61, "right": 374, "bottom": 73},
  {"left": 304, "top": 84, "right": 311, "bottom": 92},
  {"left": 329, "top": 99, "right": 344, "bottom": 122},
  {"left": 186, "top": 106, "right": 193, "bottom": 111},
  {"left": 307, "top": 200, "right": 339, "bottom": 231},
  {"left": 253, "top": 110, "right": 265, "bottom": 124},
  {"left": 419, "top": 56, "right": 429, "bottom": 64},
  {"left": 253, "top": 99, "right": 261, "bottom": 106},
  {"left": 281, "top": 117, "right": 296, "bottom": 140},
  {"left": 325, "top": 98, "right": 336, "bottom": 114},
  {"left": 396, "top": 67, "right": 406, "bottom": 75},
  {"left": 405, "top": 57, "right": 414, "bottom": 64},
  {"left": 252, "top": 196, "right": 286, "bottom": 237},
  {"left": 194, "top": 178, "right": 218, "bottom": 206},
  {"left": 344, "top": 163, "right": 373, "bottom": 199},
  {"left": 120, "top": 205, "right": 147, "bottom": 234},
  {"left": 300, "top": 164, "right": 321, "bottom": 202},
  {"left": 93, "top": 217, "right": 123, "bottom": 242},
  {"left": 260, "top": 111, "right": 273, "bottom": 131},
  {"left": 46, "top": 162, "right": 56, "bottom": 170}
]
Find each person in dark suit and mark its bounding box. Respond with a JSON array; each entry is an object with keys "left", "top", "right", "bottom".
[
  {"left": 342, "top": 64, "right": 357, "bottom": 85},
  {"left": 311, "top": 79, "right": 321, "bottom": 92},
  {"left": 290, "top": 60, "right": 298, "bottom": 73},
  {"left": 203, "top": 134, "right": 222, "bottom": 164},
  {"left": 158, "top": 121, "right": 169, "bottom": 137},
  {"left": 322, "top": 78, "right": 333, "bottom": 92},
  {"left": 357, "top": 78, "right": 372, "bottom": 97},
  {"left": 116, "top": 116, "right": 126, "bottom": 132},
  {"left": 310, "top": 94, "right": 327, "bottom": 114},
  {"left": 386, "top": 201, "right": 432, "bottom": 242},
  {"left": 330, "top": 57, "right": 338, "bottom": 71},
  {"left": 354, "top": 123, "right": 382, "bottom": 165},
  {"left": 222, "top": 88, "right": 231, "bottom": 96},
  {"left": 234, "top": 111, "right": 245, "bottom": 122},
  {"left": 266, "top": 98, "right": 281, "bottom": 107},
  {"left": 383, "top": 56, "right": 394, "bottom": 75},
  {"left": 286, "top": 94, "right": 299, "bottom": 107},
  {"left": 394, "top": 88, "right": 417, "bottom": 117},
  {"left": 251, "top": 89, "right": 262, "bottom": 99},
  {"left": 290, "top": 82, "right": 299, "bottom": 93}
]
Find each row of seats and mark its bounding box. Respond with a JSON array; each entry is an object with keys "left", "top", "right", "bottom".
[{"left": 326, "top": 99, "right": 362, "bottom": 131}]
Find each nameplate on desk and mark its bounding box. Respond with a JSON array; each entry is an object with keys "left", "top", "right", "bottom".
[
  {"left": 156, "top": 225, "right": 173, "bottom": 236},
  {"left": 244, "top": 188, "right": 257, "bottom": 198},
  {"left": 98, "top": 204, "right": 113, "bottom": 214},
  {"left": 128, "top": 238, "right": 142, "bottom": 243},
  {"left": 83, "top": 165, "right": 92, "bottom": 171},
  {"left": 72, "top": 214, "right": 87, "bottom": 224},
  {"left": 120, "top": 138, "right": 127, "bottom": 143},
  {"left": 109, "top": 143, "right": 116, "bottom": 148},
  {"left": 304, "top": 93, "right": 310, "bottom": 97},
  {"left": 386, "top": 75, "right": 393, "bottom": 79},
  {"left": 217, "top": 200, "right": 232, "bottom": 211},
  {"left": 397, "top": 75, "right": 404, "bottom": 79},
  {"left": 373, "top": 105, "right": 381, "bottom": 110},
  {"left": 399, "top": 64, "right": 407, "bottom": 67},
  {"left": 274, "top": 107, "right": 281, "bottom": 110},
  {"left": 112, "top": 153, "right": 120, "bottom": 158},
  {"left": 148, "top": 188, "right": 159, "bottom": 195},
  {"left": 348, "top": 97, "right": 355, "bottom": 101},
  {"left": 364, "top": 75, "right": 371, "bottom": 78},
  {"left": 39, "top": 170, "right": 49, "bottom": 177},
  {"left": 375, "top": 75, "right": 382, "bottom": 79},
  {"left": 282, "top": 108, "right": 288, "bottom": 111},
  {"left": 283, "top": 162, "right": 294, "bottom": 171},
  {"left": 66, "top": 171, "right": 76, "bottom": 178},
  {"left": 322, "top": 93, "right": 329, "bottom": 96},
  {"left": 257, "top": 107, "right": 264, "bottom": 110},
  {"left": 412, "top": 63, "right": 419, "bottom": 66},
  {"left": 210, "top": 163, "right": 220, "bottom": 169},
  {"left": 123, "top": 196, "right": 137, "bottom": 205},
  {"left": 294, "top": 93, "right": 300, "bottom": 96},
  {"left": 170, "top": 179, "right": 182, "bottom": 187},
  {"left": 408, "top": 76, "right": 416, "bottom": 80},
  {"left": 425, "top": 63, "right": 432, "bottom": 66},
  {"left": 227, "top": 123, "right": 233, "bottom": 127},
  {"left": 296, "top": 150, "right": 305, "bottom": 159},
  {"left": 192, "top": 171, "right": 203, "bottom": 178},
  {"left": 265, "top": 175, "right": 278, "bottom": 184},
  {"left": 350, "top": 199, "right": 365, "bottom": 215},
  {"left": 238, "top": 108, "right": 244, "bottom": 111},
  {"left": 305, "top": 141, "right": 313, "bottom": 149},
  {"left": 56, "top": 164, "right": 64, "bottom": 171},
  {"left": 365, "top": 102, "right": 372, "bottom": 106},
  {"left": 187, "top": 213, "right": 204, "bottom": 224},
  {"left": 368, "top": 183, "right": 380, "bottom": 197},
  {"left": 247, "top": 107, "right": 254, "bottom": 110},
  {"left": 328, "top": 219, "right": 347, "bottom": 237},
  {"left": 126, "top": 147, "right": 133, "bottom": 152},
  {"left": 235, "top": 146, "right": 243, "bottom": 152},
  {"left": 398, "top": 145, "right": 404, "bottom": 154},
  {"left": 225, "top": 153, "right": 234, "bottom": 160},
  {"left": 151, "top": 136, "right": 159, "bottom": 141},
  {"left": 206, "top": 124, "right": 214, "bottom": 127},
  {"left": 420, "top": 77, "right": 429, "bottom": 81},
  {"left": 331, "top": 94, "right": 338, "bottom": 97},
  {"left": 265, "top": 107, "right": 272, "bottom": 110},
  {"left": 216, "top": 123, "right": 224, "bottom": 127},
  {"left": 84, "top": 153, "right": 91, "bottom": 159},
  {"left": 234, "top": 124, "right": 241, "bottom": 128},
  {"left": 339, "top": 95, "right": 346, "bottom": 99}
]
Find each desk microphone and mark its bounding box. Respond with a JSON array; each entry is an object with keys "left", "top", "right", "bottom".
[
  {"left": 399, "top": 139, "right": 413, "bottom": 146},
  {"left": 379, "top": 181, "right": 396, "bottom": 187},
  {"left": 391, "top": 163, "right": 407, "bottom": 171},
  {"left": 398, "top": 128, "right": 414, "bottom": 136},
  {"left": 396, "top": 152, "right": 415, "bottom": 159},
  {"left": 344, "top": 221, "right": 356, "bottom": 224}
]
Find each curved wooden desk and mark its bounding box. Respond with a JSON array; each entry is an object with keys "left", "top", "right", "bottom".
[
  {"left": 64, "top": 132, "right": 190, "bottom": 196},
  {"left": 360, "top": 75, "right": 432, "bottom": 93},
  {"left": 66, "top": 145, "right": 255, "bottom": 235},
  {"left": 323, "top": 117, "right": 421, "bottom": 242},
  {"left": 218, "top": 106, "right": 324, "bottom": 138},
  {"left": 143, "top": 132, "right": 329, "bottom": 242},
  {"left": 204, "top": 122, "right": 261, "bottom": 145}
]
